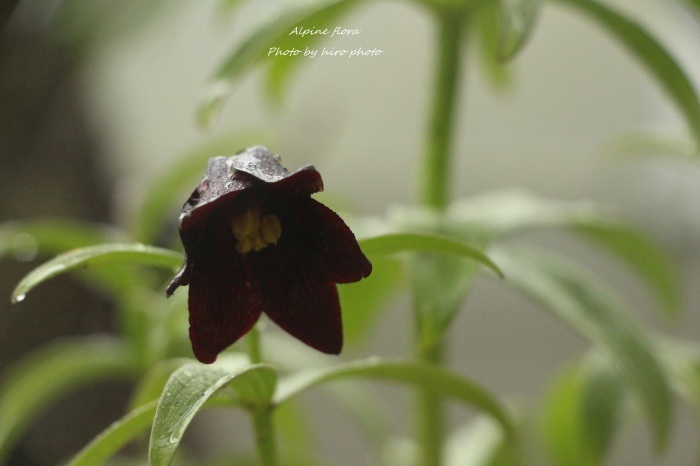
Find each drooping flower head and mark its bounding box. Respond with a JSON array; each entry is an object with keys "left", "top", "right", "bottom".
[{"left": 166, "top": 146, "right": 372, "bottom": 363}]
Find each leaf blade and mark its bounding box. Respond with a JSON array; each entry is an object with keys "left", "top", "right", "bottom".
[
  {"left": 359, "top": 232, "right": 503, "bottom": 278},
  {"left": 67, "top": 401, "right": 157, "bottom": 466},
  {"left": 555, "top": 0, "right": 700, "bottom": 146},
  {"left": 494, "top": 247, "right": 673, "bottom": 449},
  {"left": 11, "top": 243, "right": 183, "bottom": 303},
  {"left": 0, "top": 338, "right": 136, "bottom": 463},
  {"left": 499, "top": 0, "right": 541, "bottom": 61},
  {"left": 274, "top": 358, "right": 515, "bottom": 439},
  {"left": 149, "top": 357, "right": 276, "bottom": 466}
]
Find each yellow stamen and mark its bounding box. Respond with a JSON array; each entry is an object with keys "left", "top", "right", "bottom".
[
  {"left": 260, "top": 214, "right": 282, "bottom": 245},
  {"left": 230, "top": 206, "right": 282, "bottom": 254},
  {"left": 231, "top": 206, "right": 260, "bottom": 240}
]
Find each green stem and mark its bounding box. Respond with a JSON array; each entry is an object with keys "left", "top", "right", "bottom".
[
  {"left": 253, "top": 407, "right": 278, "bottom": 466},
  {"left": 415, "top": 7, "right": 468, "bottom": 466},
  {"left": 421, "top": 9, "right": 467, "bottom": 210},
  {"left": 247, "top": 324, "right": 276, "bottom": 465},
  {"left": 416, "top": 337, "right": 446, "bottom": 465},
  {"left": 248, "top": 323, "right": 263, "bottom": 364}
]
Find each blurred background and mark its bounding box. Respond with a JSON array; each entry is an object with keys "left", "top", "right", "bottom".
[{"left": 1, "top": 0, "right": 700, "bottom": 464}]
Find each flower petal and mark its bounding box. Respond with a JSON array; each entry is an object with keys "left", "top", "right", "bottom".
[
  {"left": 263, "top": 278, "right": 343, "bottom": 354},
  {"left": 251, "top": 248, "right": 343, "bottom": 354},
  {"left": 298, "top": 199, "right": 372, "bottom": 283},
  {"left": 186, "top": 218, "right": 262, "bottom": 363},
  {"left": 231, "top": 146, "right": 323, "bottom": 196}
]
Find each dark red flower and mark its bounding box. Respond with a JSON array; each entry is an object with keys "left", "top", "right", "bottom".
[{"left": 166, "top": 146, "right": 372, "bottom": 363}]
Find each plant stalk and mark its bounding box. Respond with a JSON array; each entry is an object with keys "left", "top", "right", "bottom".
[
  {"left": 248, "top": 323, "right": 263, "bottom": 364},
  {"left": 420, "top": 8, "right": 467, "bottom": 211},
  {"left": 416, "top": 336, "right": 447, "bottom": 465},
  {"left": 253, "top": 407, "right": 278, "bottom": 466},
  {"left": 416, "top": 7, "right": 467, "bottom": 466}
]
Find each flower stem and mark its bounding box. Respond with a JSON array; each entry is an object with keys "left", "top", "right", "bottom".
[
  {"left": 247, "top": 325, "right": 277, "bottom": 465},
  {"left": 248, "top": 323, "right": 263, "bottom": 364},
  {"left": 253, "top": 407, "right": 278, "bottom": 466},
  {"left": 421, "top": 8, "right": 467, "bottom": 210},
  {"left": 416, "top": 7, "right": 467, "bottom": 466}
]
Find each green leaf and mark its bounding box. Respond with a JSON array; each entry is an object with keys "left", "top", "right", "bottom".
[
  {"left": 579, "top": 355, "right": 626, "bottom": 463},
  {"left": 0, "top": 220, "right": 146, "bottom": 302},
  {"left": 410, "top": 253, "right": 481, "bottom": 344},
  {"left": 554, "top": 0, "right": 700, "bottom": 147},
  {"left": 12, "top": 243, "right": 183, "bottom": 303},
  {"left": 149, "top": 357, "right": 276, "bottom": 466},
  {"left": 684, "top": 0, "right": 700, "bottom": 15},
  {"left": 498, "top": 0, "right": 541, "bottom": 61},
  {"left": 495, "top": 247, "right": 673, "bottom": 450},
  {"left": 542, "top": 364, "right": 585, "bottom": 465},
  {"left": 359, "top": 232, "right": 503, "bottom": 278},
  {"left": 357, "top": 232, "right": 502, "bottom": 345},
  {"left": 542, "top": 355, "right": 626, "bottom": 465},
  {"left": 264, "top": 0, "right": 362, "bottom": 103},
  {"left": 262, "top": 334, "right": 394, "bottom": 452},
  {"left": 133, "top": 132, "right": 271, "bottom": 243},
  {"left": 447, "top": 191, "right": 681, "bottom": 317},
  {"left": 67, "top": 401, "right": 157, "bottom": 466},
  {"left": 659, "top": 340, "right": 700, "bottom": 414},
  {"left": 475, "top": 2, "right": 513, "bottom": 89},
  {"left": 198, "top": 0, "right": 360, "bottom": 127},
  {"left": 574, "top": 222, "right": 681, "bottom": 318},
  {"left": 274, "top": 358, "right": 515, "bottom": 439},
  {"left": 0, "top": 338, "right": 136, "bottom": 463}
]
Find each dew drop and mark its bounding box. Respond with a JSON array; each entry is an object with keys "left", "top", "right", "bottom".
[{"left": 14, "top": 293, "right": 26, "bottom": 303}]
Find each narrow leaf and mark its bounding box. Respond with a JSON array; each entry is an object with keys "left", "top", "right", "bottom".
[
  {"left": 499, "top": 0, "right": 541, "bottom": 61},
  {"left": 149, "top": 357, "right": 276, "bottom": 466},
  {"left": 659, "top": 340, "right": 700, "bottom": 413},
  {"left": 448, "top": 191, "right": 681, "bottom": 317},
  {"left": 542, "top": 355, "right": 627, "bottom": 465},
  {"left": 575, "top": 222, "right": 681, "bottom": 318},
  {"left": 274, "top": 358, "right": 515, "bottom": 439},
  {"left": 555, "top": 0, "right": 700, "bottom": 146},
  {"left": 542, "top": 364, "right": 586, "bottom": 465},
  {"left": 359, "top": 233, "right": 503, "bottom": 278},
  {"left": 495, "top": 247, "right": 673, "bottom": 449},
  {"left": 579, "top": 354, "right": 626, "bottom": 463},
  {"left": 684, "top": 0, "right": 700, "bottom": 15},
  {"left": 476, "top": 2, "right": 513, "bottom": 89},
  {"left": 0, "top": 338, "right": 136, "bottom": 463},
  {"left": 11, "top": 243, "right": 182, "bottom": 303},
  {"left": 68, "top": 401, "right": 157, "bottom": 466}
]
